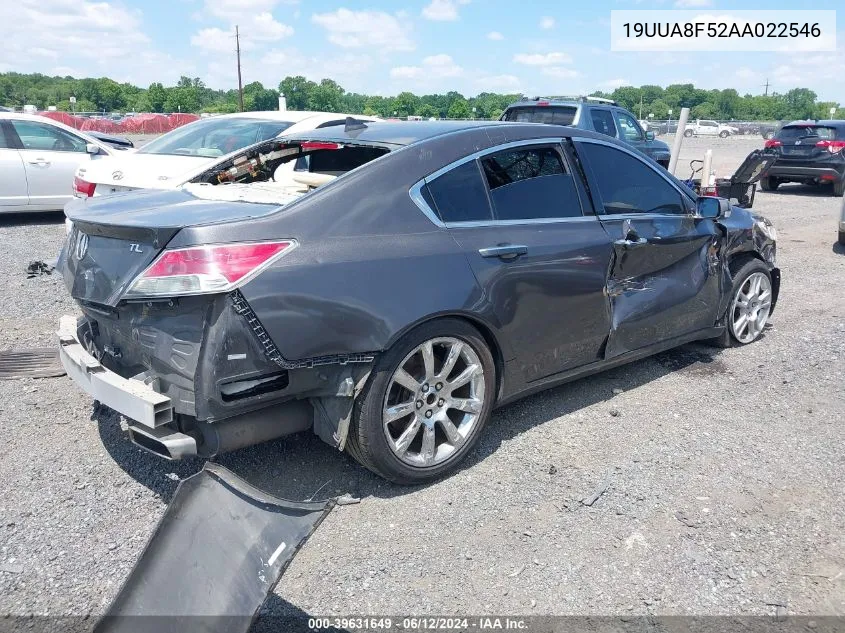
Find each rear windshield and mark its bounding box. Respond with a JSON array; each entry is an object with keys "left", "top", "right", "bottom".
[
  {"left": 778, "top": 125, "right": 837, "bottom": 140},
  {"left": 294, "top": 146, "right": 386, "bottom": 175},
  {"left": 138, "top": 117, "right": 294, "bottom": 157},
  {"left": 502, "top": 106, "right": 577, "bottom": 125}
]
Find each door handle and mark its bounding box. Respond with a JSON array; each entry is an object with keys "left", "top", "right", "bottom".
[
  {"left": 27, "top": 158, "right": 50, "bottom": 166},
  {"left": 614, "top": 237, "right": 648, "bottom": 249},
  {"left": 478, "top": 244, "right": 528, "bottom": 260}
]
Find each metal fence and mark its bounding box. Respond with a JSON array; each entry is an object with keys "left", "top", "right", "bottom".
[{"left": 38, "top": 111, "right": 199, "bottom": 134}]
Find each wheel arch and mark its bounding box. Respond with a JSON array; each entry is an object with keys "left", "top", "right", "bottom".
[
  {"left": 726, "top": 250, "right": 780, "bottom": 313},
  {"left": 382, "top": 311, "right": 509, "bottom": 402}
]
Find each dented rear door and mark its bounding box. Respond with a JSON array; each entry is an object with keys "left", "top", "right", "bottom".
[{"left": 574, "top": 138, "right": 724, "bottom": 358}]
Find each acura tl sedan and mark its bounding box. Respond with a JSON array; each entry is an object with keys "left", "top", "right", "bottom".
[{"left": 58, "top": 121, "right": 780, "bottom": 484}]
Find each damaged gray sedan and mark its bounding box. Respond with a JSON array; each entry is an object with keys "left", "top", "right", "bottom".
[{"left": 58, "top": 120, "right": 780, "bottom": 484}]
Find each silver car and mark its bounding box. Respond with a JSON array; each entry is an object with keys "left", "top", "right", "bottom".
[{"left": 0, "top": 113, "right": 113, "bottom": 213}]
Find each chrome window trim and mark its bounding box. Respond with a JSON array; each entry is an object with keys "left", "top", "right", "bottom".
[
  {"left": 571, "top": 135, "right": 697, "bottom": 212},
  {"left": 408, "top": 137, "right": 594, "bottom": 229}
]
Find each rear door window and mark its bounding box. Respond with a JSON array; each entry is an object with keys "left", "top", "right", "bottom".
[
  {"left": 577, "top": 142, "right": 685, "bottom": 215},
  {"left": 425, "top": 160, "right": 493, "bottom": 223},
  {"left": 480, "top": 146, "right": 583, "bottom": 220},
  {"left": 590, "top": 109, "right": 618, "bottom": 137},
  {"left": 502, "top": 106, "right": 577, "bottom": 125}
]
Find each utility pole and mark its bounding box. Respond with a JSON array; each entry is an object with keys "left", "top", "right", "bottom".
[
  {"left": 639, "top": 95, "right": 643, "bottom": 119},
  {"left": 235, "top": 25, "right": 244, "bottom": 112},
  {"left": 763, "top": 78, "right": 770, "bottom": 97}
]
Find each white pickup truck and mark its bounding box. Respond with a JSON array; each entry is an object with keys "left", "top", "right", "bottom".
[{"left": 683, "top": 119, "right": 739, "bottom": 138}]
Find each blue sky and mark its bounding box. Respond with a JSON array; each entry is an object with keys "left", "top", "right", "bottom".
[{"left": 4, "top": 0, "right": 844, "bottom": 101}]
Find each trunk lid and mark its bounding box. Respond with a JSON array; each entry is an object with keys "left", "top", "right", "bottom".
[
  {"left": 63, "top": 189, "right": 282, "bottom": 307},
  {"left": 79, "top": 153, "right": 215, "bottom": 194}
]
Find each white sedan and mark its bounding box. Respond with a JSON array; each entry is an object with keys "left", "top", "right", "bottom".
[
  {"left": 0, "top": 113, "right": 113, "bottom": 213},
  {"left": 73, "top": 110, "right": 379, "bottom": 199}
]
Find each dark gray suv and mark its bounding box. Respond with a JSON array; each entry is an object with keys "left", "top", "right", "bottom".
[{"left": 501, "top": 96, "right": 672, "bottom": 168}]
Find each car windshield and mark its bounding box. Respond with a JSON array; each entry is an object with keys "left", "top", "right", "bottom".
[
  {"left": 778, "top": 125, "right": 836, "bottom": 140},
  {"left": 502, "top": 106, "right": 577, "bottom": 125},
  {"left": 137, "top": 117, "right": 295, "bottom": 157}
]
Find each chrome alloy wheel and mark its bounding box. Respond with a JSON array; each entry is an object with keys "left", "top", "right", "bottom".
[
  {"left": 730, "top": 272, "right": 772, "bottom": 344},
  {"left": 382, "top": 337, "right": 485, "bottom": 467}
]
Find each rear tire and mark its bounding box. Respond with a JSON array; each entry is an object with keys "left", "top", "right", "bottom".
[
  {"left": 839, "top": 230, "right": 845, "bottom": 246},
  {"left": 833, "top": 178, "right": 845, "bottom": 197},
  {"left": 719, "top": 131, "right": 730, "bottom": 138},
  {"left": 684, "top": 130, "right": 694, "bottom": 138},
  {"left": 759, "top": 176, "right": 779, "bottom": 192},
  {"left": 709, "top": 259, "right": 773, "bottom": 348},
  {"left": 346, "top": 318, "right": 496, "bottom": 485}
]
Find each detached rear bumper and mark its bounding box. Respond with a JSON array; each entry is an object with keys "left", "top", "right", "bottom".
[{"left": 58, "top": 315, "right": 174, "bottom": 428}]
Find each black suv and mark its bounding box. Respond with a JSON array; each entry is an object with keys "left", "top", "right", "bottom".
[
  {"left": 762, "top": 120, "right": 845, "bottom": 196},
  {"left": 500, "top": 96, "right": 672, "bottom": 168}
]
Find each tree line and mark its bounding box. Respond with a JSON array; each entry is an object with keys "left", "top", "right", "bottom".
[{"left": 1, "top": 72, "right": 841, "bottom": 122}]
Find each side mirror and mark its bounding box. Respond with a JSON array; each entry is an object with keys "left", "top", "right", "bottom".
[
  {"left": 696, "top": 195, "right": 730, "bottom": 219},
  {"left": 85, "top": 143, "right": 100, "bottom": 155},
  {"left": 645, "top": 130, "right": 655, "bottom": 141}
]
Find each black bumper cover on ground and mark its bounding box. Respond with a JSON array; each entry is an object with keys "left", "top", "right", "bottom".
[{"left": 94, "top": 463, "right": 334, "bottom": 633}]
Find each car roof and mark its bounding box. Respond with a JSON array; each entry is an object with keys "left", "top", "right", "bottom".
[
  {"left": 281, "top": 119, "right": 608, "bottom": 148},
  {"left": 505, "top": 99, "right": 582, "bottom": 109},
  {"left": 782, "top": 119, "right": 845, "bottom": 128},
  {"left": 213, "top": 110, "right": 372, "bottom": 123}
]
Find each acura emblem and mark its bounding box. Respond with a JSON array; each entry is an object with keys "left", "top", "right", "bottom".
[
  {"left": 75, "top": 231, "right": 89, "bottom": 260},
  {"left": 112, "top": 170, "right": 124, "bottom": 180}
]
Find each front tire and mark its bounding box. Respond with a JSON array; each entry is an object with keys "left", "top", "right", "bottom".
[
  {"left": 684, "top": 130, "right": 694, "bottom": 138},
  {"left": 839, "top": 230, "right": 845, "bottom": 246},
  {"left": 347, "top": 319, "right": 496, "bottom": 485},
  {"left": 711, "top": 259, "right": 773, "bottom": 348},
  {"left": 719, "top": 131, "right": 730, "bottom": 138},
  {"left": 760, "top": 176, "right": 779, "bottom": 191}
]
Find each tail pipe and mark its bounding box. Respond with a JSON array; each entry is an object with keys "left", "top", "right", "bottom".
[{"left": 128, "top": 400, "right": 313, "bottom": 460}]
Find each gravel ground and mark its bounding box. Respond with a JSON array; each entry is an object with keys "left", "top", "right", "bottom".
[{"left": 0, "top": 136, "right": 843, "bottom": 628}]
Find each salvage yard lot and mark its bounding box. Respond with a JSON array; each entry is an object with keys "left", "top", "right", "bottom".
[{"left": 0, "top": 136, "right": 843, "bottom": 626}]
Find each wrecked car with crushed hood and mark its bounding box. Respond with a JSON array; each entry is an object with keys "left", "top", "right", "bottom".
[{"left": 57, "top": 120, "right": 780, "bottom": 485}]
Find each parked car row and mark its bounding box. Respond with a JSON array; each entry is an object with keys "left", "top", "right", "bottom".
[{"left": 0, "top": 110, "right": 378, "bottom": 214}]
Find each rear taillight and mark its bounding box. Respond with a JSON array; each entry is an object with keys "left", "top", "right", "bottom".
[
  {"left": 764, "top": 139, "right": 782, "bottom": 149},
  {"left": 125, "top": 240, "right": 296, "bottom": 298},
  {"left": 815, "top": 140, "right": 845, "bottom": 154},
  {"left": 73, "top": 176, "right": 96, "bottom": 197}
]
